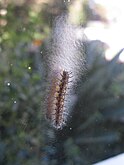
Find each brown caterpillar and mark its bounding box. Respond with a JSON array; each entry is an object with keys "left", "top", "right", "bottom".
[
  {"left": 45, "top": 15, "right": 85, "bottom": 129},
  {"left": 46, "top": 70, "right": 71, "bottom": 129}
]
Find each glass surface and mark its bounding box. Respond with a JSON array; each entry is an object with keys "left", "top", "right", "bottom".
[{"left": 0, "top": 0, "right": 124, "bottom": 165}]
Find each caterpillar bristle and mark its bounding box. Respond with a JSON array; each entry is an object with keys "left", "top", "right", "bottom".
[
  {"left": 45, "top": 15, "right": 85, "bottom": 129},
  {"left": 46, "top": 69, "right": 72, "bottom": 129}
]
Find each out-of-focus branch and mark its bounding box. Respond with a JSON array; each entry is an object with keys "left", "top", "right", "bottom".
[{"left": 68, "top": 0, "right": 86, "bottom": 25}]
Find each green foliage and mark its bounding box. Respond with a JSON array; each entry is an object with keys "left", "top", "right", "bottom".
[
  {"left": 0, "top": 2, "right": 50, "bottom": 165},
  {"left": 1, "top": 1, "right": 124, "bottom": 165}
]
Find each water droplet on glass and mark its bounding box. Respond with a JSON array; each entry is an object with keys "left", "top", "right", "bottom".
[
  {"left": 14, "top": 100, "right": 17, "bottom": 104},
  {"left": 70, "top": 127, "right": 72, "bottom": 130},
  {"left": 7, "top": 82, "right": 11, "bottom": 86},
  {"left": 40, "top": 51, "right": 42, "bottom": 54},
  {"left": 28, "top": 66, "right": 31, "bottom": 70}
]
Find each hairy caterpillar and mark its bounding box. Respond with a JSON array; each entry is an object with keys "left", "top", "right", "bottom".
[
  {"left": 45, "top": 15, "right": 85, "bottom": 129},
  {"left": 46, "top": 70, "right": 72, "bottom": 129}
]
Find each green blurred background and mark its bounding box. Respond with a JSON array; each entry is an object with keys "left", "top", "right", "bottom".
[{"left": 0, "top": 0, "right": 124, "bottom": 165}]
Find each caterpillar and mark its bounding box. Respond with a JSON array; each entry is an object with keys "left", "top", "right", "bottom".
[
  {"left": 46, "top": 70, "right": 72, "bottom": 129},
  {"left": 45, "top": 15, "right": 85, "bottom": 129}
]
